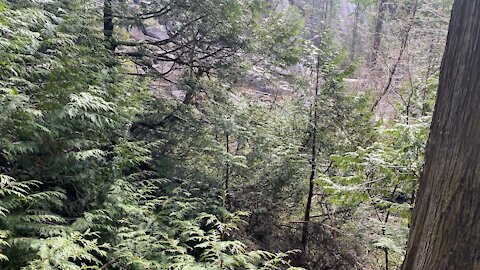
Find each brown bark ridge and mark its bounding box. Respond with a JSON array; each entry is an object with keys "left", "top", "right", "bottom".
[{"left": 402, "top": 1, "right": 480, "bottom": 269}]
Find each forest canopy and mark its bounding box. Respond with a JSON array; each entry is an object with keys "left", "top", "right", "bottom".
[{"left": 0, "top": 0, "right": 461, "bottom": 269}]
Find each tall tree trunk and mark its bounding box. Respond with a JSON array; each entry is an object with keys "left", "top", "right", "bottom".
[
  {"left": 402, "top": 1, "right": 480, "bottom": 269},
  {"left": 350, "top": 4, "right": 360, "bottom": 62},
  {"left": 371, "top": 0, "right": 387, "bottom": 64},
  {"left": 327, "top": 0, "right": 334, "bottom": 28},
  {"left": 301, "top": 56, "right": 321, "bottom": 254},
  {"left": 103, "top": 0, "right": 115, "bottom": 51}
]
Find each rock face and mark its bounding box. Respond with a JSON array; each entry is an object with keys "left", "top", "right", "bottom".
[{"left": 129, "top": 26, "right": 169, "bottom": 42}]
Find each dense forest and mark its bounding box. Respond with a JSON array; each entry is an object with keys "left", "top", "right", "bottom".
[{"left": 1, "top": 0, "right": 477, "bottom": 269}]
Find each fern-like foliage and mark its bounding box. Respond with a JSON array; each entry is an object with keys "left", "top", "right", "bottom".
[
  {"left": 0, "top": 174, "right": 110, "bottom": 269},
  {"left": 94, "top": 178, "right": 301, "bottom": 269},
  {"left": 60, "top": 137, "right": 298, "bottom": 269}
]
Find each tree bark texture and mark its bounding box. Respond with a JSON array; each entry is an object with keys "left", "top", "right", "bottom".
[{"left": 402, "top": 1, "right": 480, "bottom": 269}]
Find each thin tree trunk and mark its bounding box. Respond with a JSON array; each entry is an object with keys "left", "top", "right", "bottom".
[
  {"left": 301, "top": 56, "right": 321, "bottom": 254},
  {"left": 371, "top": 1, "right": 418, "bottom": 111},
  {"left": 402, "top": 1, "right": 480, "bottom": 269},
  {"left": 225, "top": 133, "right": 232, "bottom": 211},
  {"left": 382, "top": 185, "right": 397, "bottom": 270},
  {"left": 371, "top": 0, "right": 387, "bottom": 64}
]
